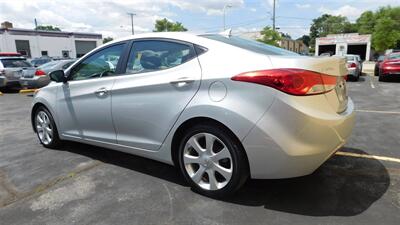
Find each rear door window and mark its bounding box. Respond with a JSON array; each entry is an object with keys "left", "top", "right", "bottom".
[{"left": 125, "top": 40, "right": 196, "bottom": 74}]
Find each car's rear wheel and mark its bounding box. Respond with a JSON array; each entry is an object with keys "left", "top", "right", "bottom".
[
  {"left": 34, "top": 106, "right": 61, "bottom": 148},
  {"left": 379, "top": 75, "right": 387, "bottom": 82},
  {"left": 177, "top": 123, "right": 249, "bottom": 198}
]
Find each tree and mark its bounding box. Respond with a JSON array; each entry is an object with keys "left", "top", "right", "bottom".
[
  {"left": 281, "top": 32, "right": 292, "bottom": 39},
  {"left": 297, "top": 35, "right": 311, "bottom": 47},
  {"left": 356, "top": 11, "right": 376, "bottom": 34},
  {"left": 103, "top": 37, "right": 114, "bottom": 44},
  {"left": 257, "top": 26, "right": 282, "bottom": 46},
  {"left": 309, "top": 14, "right": 354, "bottom": 48},
  {"left": 355, "top": 6, "right": 400, "bottom": 51},
  {"left": 373, "top": 17, "right": 400, "bottom": 51},
  {"left": 153, "top": 18, "right": 188, "bottom": 32},
  {"left": 35, "top": 25, "right": 61, "bottom": 31}
]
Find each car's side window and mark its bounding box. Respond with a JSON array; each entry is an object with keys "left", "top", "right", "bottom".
[
  {"left": 125, "top": 40, "right": 195, "bottom": 74},
  {"left": 62, "top": 61, "right": 74, "bottom": 70},
  {"left": 70, "top": 44, "right": 125, "bottom": 81}
]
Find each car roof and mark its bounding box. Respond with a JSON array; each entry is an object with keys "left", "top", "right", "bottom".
[
  {"left": 0, "top": 52, "right": 22, "bottom": 57},
  {"left": 0, "top": 56, "right": 26, "bottom": 60},
  {"left": 102, "top": 32, "right": 211, "bottom": 47}
]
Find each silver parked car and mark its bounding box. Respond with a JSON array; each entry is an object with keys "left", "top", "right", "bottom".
[
  {"left": 0, "top": 56, "right": 35, "bottom": 89},
  {"left": 20, "top": 59, "right": 76, "bottom": 89},
  {"left": 31, "top": 32, "right": 355, "bottom": 197},
  {"left": 345, "top": 54, "right": 362, "bottom": 81}
]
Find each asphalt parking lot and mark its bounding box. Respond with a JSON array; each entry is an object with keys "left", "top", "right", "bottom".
[{"left": 0, "top": 72, "right": 399, "bottom": 225}]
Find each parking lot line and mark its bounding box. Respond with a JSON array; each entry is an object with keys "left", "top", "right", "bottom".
[
  {"left": 369, "top": 78, "right": 376, "bottom": 89},
  {"left": 355, "top": 109, "right": 400, "bottom": 115},
  {"left": 336, "top": 151, "right": 400, "bottom": 163}
]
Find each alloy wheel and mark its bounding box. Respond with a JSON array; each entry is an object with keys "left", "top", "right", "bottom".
[
  {"left": 183, "top": 133, "right": 233, "bottom": 191},
  {"left": 35, "top": 111, "right": 53, "bottom": 145}
]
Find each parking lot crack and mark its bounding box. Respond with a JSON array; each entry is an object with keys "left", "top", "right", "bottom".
[
  {"left": 0, "top": 160, "right": 103, "bottom": 208},
  {"left": 0, "top": 169, "right": 21, "bottom": 207}
]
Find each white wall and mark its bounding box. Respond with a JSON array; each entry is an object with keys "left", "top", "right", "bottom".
[{"left": 0, "top": 31, "right": 102, "bottom": 58}]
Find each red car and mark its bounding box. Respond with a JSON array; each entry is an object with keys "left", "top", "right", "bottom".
[{"left": 379, "top": 52, "right": 400, "bottom": 81}]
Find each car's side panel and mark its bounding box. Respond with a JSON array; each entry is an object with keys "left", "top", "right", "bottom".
[
  {"left": 111, "top": 57, "right": 202, "bottom": 151},
  {"left": 56, "top": 77, "right": 117, "bottom": 143},
  {"left": 32, "top": 83, "right": 60, "bottom": 129}
]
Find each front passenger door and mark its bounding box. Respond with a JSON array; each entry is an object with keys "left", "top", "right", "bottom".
[{"left": 57, "top": 43, "right": 127, "bottom": 143}]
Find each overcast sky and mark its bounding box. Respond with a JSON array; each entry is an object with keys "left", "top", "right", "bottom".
[{"left": 0, "top": 0, "right": 399, "bottom": 39}]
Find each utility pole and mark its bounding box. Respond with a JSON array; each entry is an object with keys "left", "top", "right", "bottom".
[
  {"left": 223, "top": 4, "right": 232, "bottom": 31},
  {"left": 272, "top": 0, "right": 276, "bottom": 31},
  {"left": 127, "top": 12, "right": 136, "bottom": 35},
  {"left": 34, "top": 18, "right": 38, "bottom": 30}
]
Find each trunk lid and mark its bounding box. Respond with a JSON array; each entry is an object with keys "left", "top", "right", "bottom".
[{"left": 268, "top": 55, "right": 348, "bottom": 113}]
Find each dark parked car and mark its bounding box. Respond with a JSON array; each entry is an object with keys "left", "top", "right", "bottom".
[
  {"left": 30, "top": 57, "right": 53, "bottom": 67},
  {"left": 374, "top": 55, "right": 385, "bottom": 76},
  {"left": 379, "top": 52, "right": 400, "bottom": 81}
]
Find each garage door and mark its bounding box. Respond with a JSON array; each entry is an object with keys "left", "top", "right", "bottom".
[
  {"left": 75, "top": 41, "right": 97, "bottom": 58},
  {"left": 347, "top": 44, "right": 367, "bottom": 60},
  {"left": 318, "top": 44, "right": 336, "bottom": 56}
]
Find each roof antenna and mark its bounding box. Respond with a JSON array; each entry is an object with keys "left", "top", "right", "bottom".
[{"left": 219, "top": 28, "right": 232, "bottom": 37}]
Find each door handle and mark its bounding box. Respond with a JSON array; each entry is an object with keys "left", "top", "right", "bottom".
[
  {"left": 94, "top": 88, "right": 108, "bottom": 97},
  {"left": 170, "top": 77, "right": 195, "bottom": 86}
]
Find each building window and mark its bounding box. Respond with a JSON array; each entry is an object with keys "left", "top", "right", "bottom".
[
  {"left": 62, "top": 50, "right": 70, "bottom": 58},
  {"left": 41, "top": 51, "right": 48, "bottom": 56},
  {"left": 15, "top": 40, "right": 31, "bottom": 58}
]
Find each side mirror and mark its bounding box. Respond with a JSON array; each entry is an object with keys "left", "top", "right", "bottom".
[{"left": 49, "top": 70, "right": 67, "bottom": 83}]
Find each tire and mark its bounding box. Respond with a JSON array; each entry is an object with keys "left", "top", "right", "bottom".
[
  {"left": 177, "top": 123, "right": 249, "bottom": 198},
  {"left": 33, "top": 106, "right": 62, "bottom": 148},
  {"left": 379, "top": 75, "right": 386, "bottom": 82}
]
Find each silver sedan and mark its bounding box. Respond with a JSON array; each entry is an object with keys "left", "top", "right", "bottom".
[
  {"left": 19, "top": 59, "right": 76, "bottom": 89},
  {"left": 31, "top": 32, "right": 355, "bottom": 197}
]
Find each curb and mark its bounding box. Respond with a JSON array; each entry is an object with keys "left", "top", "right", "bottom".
[{"left": 19, "top": 89, "right": 37, "bottom": 94}]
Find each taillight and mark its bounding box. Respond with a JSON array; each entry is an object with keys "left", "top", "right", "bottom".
[
  {"left": 348, "top": 63, "right": 357, "bottom": 68},
  {"left": 35, "top": 70, "right": 46, "bottom": 76},
  {"left": 231, "top": 69, "right": 337, "bottom": 96}
]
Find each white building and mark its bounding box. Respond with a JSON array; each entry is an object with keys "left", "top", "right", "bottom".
[
  {"left": 315, "top": 33, "right": 372, "bottom": 61},
  {"left": 0, "top": 21, "right": 102, "bottom": 59}
]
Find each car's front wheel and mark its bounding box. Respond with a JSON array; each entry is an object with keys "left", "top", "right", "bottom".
[
  {"left": 34, "top": 106, "right": 61, "bottom": 148},
  {"left": 178, "top": 123, "right": 249, "bottom": 198}
]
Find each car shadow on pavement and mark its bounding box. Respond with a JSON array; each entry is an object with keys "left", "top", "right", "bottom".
[
  {"left": 57, "top": 141, "right": 188, "bottom": 186},
  {"left": 226, "top": 147, "right": 390, "bottom": 216},
  {"left": 57, "top": 143, "right": 389, "bottom": 217}
]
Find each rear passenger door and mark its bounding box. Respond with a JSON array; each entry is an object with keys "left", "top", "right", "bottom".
[{"left": 111, "top": 39, "right": 202, "bottom": 151}]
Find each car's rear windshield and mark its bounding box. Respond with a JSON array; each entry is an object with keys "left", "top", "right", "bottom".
[
  {"left": 201, "top": 34, "right": 299, "bottom": 56},
  {"left": 387, "top": 53, "right": 400, "bottom": 60},
  {"left": 0, "top": 58, "right": 32, "bottom": 68},
  {"left": 346, "top": 56, "right": 355, "bottom": 61}
]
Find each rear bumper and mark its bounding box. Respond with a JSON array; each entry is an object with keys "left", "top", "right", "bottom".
[
  {"left": 347, "top": 68, "right": 358, "bottom": 77},
  {"left": 0, "top": 76, "right": 5, "bottom": 87},
  {"left": 0, "top": 76, "right": 20, "bottom": 88},
  {"left": 242, "top": 93, "right": 355, "bottom": 179},
  {"left": 19, "top": 76, "right": 49, "bottom": 88}
]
